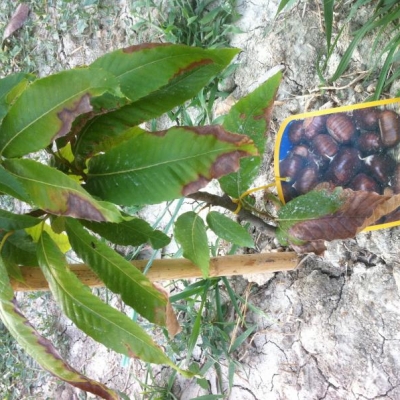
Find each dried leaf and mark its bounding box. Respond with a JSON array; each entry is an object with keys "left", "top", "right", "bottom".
[
  {"left": 153, "top": 283, "right": 181, "bottom": 337},
  {"left": 3, "top": 4, "right": 30, "bottom": 41},
  {"left": 277, "top": 185, "right": 400, "bottom": 255}
]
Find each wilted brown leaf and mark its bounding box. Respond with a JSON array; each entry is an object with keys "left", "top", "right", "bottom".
[
  {"left": 153, "top": 282, "right": 181, "bottom": 337},
  {"left": 2, "top": 4, "right": 30, "bottom": 41},
  {"left": 288, "top": 189, "right": 400, "bottom": 254}
]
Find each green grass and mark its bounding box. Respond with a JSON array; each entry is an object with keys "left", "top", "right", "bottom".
[
  {"left": 277, "top": 0, "right": 400, "bottom": 99},
  {"left": 130, "top": 0, "right": 241, "bottom": 48}
]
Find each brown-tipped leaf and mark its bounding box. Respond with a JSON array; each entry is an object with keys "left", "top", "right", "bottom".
[
  {"left": 85, "top": 126, "right": 257, "bottom": 206},
  {"left": 277, "top": 185, "right": 400, "bottom": 254},
  {"left": 2, "top": 4, "right": 30, "bottom": 41},
  {"left": 0, "top": 257, "right": 120, "bottom": 400}
]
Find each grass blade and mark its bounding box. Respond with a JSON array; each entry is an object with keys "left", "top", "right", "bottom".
[{"left": 323, "top": 0, "right": 334, "bottom": 52}]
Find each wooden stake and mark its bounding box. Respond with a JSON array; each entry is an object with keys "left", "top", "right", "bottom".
[{"left": 11, "top": 252, "right": 298, "bottom": 292}]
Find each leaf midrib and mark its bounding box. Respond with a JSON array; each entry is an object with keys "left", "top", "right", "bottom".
[
  {"left": 69, "top": 225, "right": 165, "bottom": 303},
  {"left": 39, "top": 235, "right": 154, "bottom": 351},
  {"left": 1, "top": 86, "right": 91, "bottom": 156},
  {"left": 88, "top": 147, "right": 231, "bottom": 178}
]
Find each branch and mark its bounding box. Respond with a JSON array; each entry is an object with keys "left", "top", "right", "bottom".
[{"left": 187, "top": 191, "right": 277, "bottom": 237}]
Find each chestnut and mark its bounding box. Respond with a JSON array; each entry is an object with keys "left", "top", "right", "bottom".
[
  {"left": 391, "top": 164, "right": 400, "bottom": 194},
  {"left": 349, "top": 173, "right": 381, "bottom": 193},
  {"left": 293, "top": 166, "right": 319, "bottom": 194},
  {"left": 281, "top": 181, "right": 298, "bottom": 202},
  {"left": 326, "top": 147, "right": 361, "bottom": 185},
  {"left": 326, "top": 113, "right": 356, "bottom": 144},
  {"left": 365, "top": 154, "right": 396, "bottom": 184},
  {"left": 379, "top": 110, "right": 400, "bottom": 148},
  {"left": 311, "top": 134, "right": 339, "bottom": 158},
  {"left": 303, "top": 115, "right": 327, "bottom": 139},
  {"left": 279, "top": 154, "right": 305, "bottom": 182},
  {"left": 353, "top": 108, "right": 380, "bottom": 131},
  {"left": 307, "top": 151, "right": 330, "bottom": 172},
  {"left": 356, "top": 131, "right": 383, "bottom": 155},
  {"left": 291, "top": 145, "right": 309, "bottom": 158},
  {"left": 288, "top": 120, "right": 305, "bottom": 144}
]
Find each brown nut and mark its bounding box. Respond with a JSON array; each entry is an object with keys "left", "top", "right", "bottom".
[
  {"left": 288, "top": 120, "right": 305, "bottom": 144},
  {"left": 279, "top": 154, "right": 305, "bottom": 183},
  {"left": 293, "top": 166, "right": 319, "bottom": 194},
  {"left": 326, "top": 113, "right": 356, "bottom": 144},
  {"left": 356, "top": 131, "right": 383, "bottom": 155},
  {"left": 291, "top": 145, "right": 309, "bottom": 158},
  {"left": 281, "top": 181, "right": 298, "bottom": 202},
  {"left": 311, "top": 134, "right": 339, "bottom": 158},
  {"left": 307, "top": 151, "right": 330, "bottom": 172},
  {"left": 353, "top": 108, "right": 380, "bottom": 131},
  {"left": 379, "top": 110, "right": 400, "bottom": 148},
  {"left": 303, "top": 115, "right": 327, "bottom": 140},
  {"left": 326, "top": 147, "right": 361, "bottom": 185},
  {"left": 349, "top": 173, "right": 381, "bottom": 193},
  {"left": 392, "top": 164, "right": 400, "bottom": 194},
  {"left": 365, "top": 154, "right": 396, "bottom": 184}
]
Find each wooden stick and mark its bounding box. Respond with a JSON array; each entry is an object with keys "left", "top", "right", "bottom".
[{"left": 11, "top": 252, "right": 298, "bottom": 292}]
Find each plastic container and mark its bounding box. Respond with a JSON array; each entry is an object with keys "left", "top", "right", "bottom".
[{"left": 274, "top": 97, "right": 400, "bottom": 231}]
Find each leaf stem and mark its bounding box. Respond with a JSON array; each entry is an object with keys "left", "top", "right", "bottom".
[
  {"left": 186, "top": 191, "right": 277, "bottom": 237},
  {"left": 0, "top": 231, "right": 14, "bottom": 252}
]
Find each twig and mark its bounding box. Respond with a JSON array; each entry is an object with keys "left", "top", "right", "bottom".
[
  {"left": 308, "top": 71, "right": 369, "bottom": 93},
  {"left": 187, "top": 191, "right": 277, "bottom": 237}
]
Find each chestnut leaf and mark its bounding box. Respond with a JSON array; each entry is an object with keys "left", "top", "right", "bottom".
[{"left": 277, "top": 185, "right": 400, "bottom": 255}]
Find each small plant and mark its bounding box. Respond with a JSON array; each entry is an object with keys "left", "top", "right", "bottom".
[{"left": 0, "top": 42, "right": 281, "bottom": 398}]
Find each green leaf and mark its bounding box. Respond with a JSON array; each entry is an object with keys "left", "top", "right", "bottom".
[
  {"left": 85, "top": 125, "right": 257, "bottom": 206},
  {"left": 0, "top": 67, "right": 121, "bottom": 158},
  {"left": 323, "top": 0, "right": 335, "bottom": 52},
  {"left": 91, "top": 43, "right": 238, "bottom": 101},
  {"left": 1, "top": 230, "right": 38, "bottom": 268},
  {"left": 37, "top": 232, "right": 187, "bottom": 372},
  {"left": 276, "top": 187, "right": 345, "bottom": 246},
  {"left": 2, "top": 258, "right": 24, "bottom": 282},
  {"left": 186, "top": 281, "right": 210, "bottom": 360},
  {"left": 65, "top": 219, "right": 168, "bottom": 326},
  {"left": 0, "top": 257, "right": 121, "bottom": 399},
  {"left": 0, "top": 209, "right": 39, "bottom": 231},
  {"left": 0, "top": 164, "right": 30, "bottom": 201},
  {"left": 229, "top": 325, "right": 257, "bottom": 353},
  {"left": 82, "top": 216, "right": 170, "bottom": 249},
  {"left": 74, "top": 45, "right": 239, "bottom": 162},
  {"left": 174, "top": 212, "right": 210, "bottom": 278},
  {"left": 275, "top": 0, "right": 296, "bottom": 16},
  {"left": 0, "top": 257, "right": 14, "bottom": 301},
  {"left": 3, "top": 159, "right": 123, "bottom": 222},
  {"left": 330, "top": 4, "right": 400, "bottom": 82},
  {"left": 0, "top": 72, "right": 33, "bottom": 124},
  {"left": 219, "top": 71, "right": 281, "bottom": 198},
  {"left": 25, "top": 223, "right": 71, "bottom": 253},
  {"left": 206, "top": 211, "right": 254, "bottom": 248}
]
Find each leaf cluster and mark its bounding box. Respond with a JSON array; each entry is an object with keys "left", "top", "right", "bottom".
[{"left": 0, "top": 42, "right": 281, "bottom": 398}]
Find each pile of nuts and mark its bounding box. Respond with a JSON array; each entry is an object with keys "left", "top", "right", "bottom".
[{"left": 279, "top": 106, "right": 400, "bottom": 224}]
